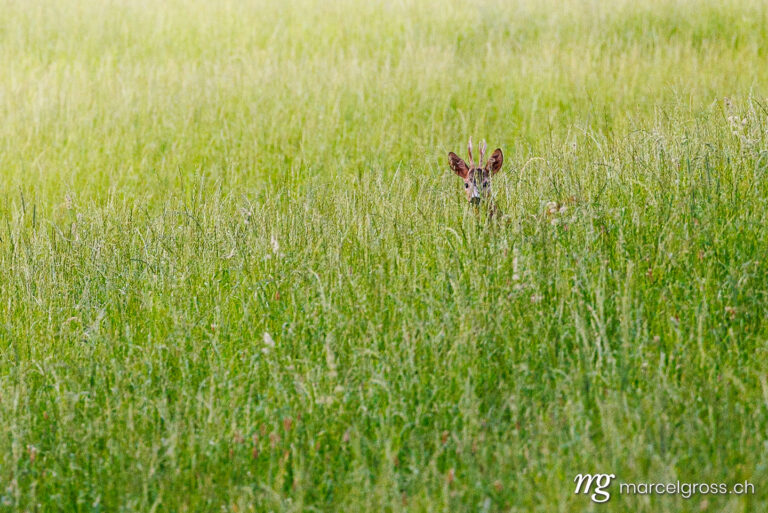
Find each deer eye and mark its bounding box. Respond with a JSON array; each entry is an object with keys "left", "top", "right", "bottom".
[
  {"left": 464, "top": 183, "right": 469, "bottom": 188},
  {"left": 483, "top": 182, "right": 489, "bottom": 187}
]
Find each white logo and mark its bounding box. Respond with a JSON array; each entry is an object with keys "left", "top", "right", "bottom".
[{"left": 573, "top": 473, "right": 616, "bottom": 503}]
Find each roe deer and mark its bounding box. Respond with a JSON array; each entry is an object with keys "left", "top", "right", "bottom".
[{"left": 448, "top": 137, "right": 504, "bottom": 219}]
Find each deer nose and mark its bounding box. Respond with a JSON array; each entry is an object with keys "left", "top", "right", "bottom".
[{"left": 470, "top": 195, "right": 481, "bottom": 206}]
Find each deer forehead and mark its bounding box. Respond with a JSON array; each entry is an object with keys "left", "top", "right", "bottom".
[{"left": 469, "top": 168, "right": 490, "bottom": 181}]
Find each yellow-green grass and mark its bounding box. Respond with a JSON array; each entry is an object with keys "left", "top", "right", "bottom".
[{"left": 1, "top": 0, "right": 767, "bottom": 511}]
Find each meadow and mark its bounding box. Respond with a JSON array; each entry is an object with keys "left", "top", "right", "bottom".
[{"left": 1, "top": 0, "right": 768, "bottom": 511}]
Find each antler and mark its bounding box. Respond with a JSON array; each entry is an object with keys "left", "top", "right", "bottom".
[
  {"left": 467, "top": 136, "right": 475, "bottom": 169},
  {"left": 479, "top": 140, "right": 487, "bottom": 168}
]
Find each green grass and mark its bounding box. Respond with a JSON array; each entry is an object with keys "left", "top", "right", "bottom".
[{"left": 2, "top": 0, "right": 768, "bottom": 511}]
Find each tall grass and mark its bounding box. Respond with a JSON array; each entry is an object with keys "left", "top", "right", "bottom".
[{"left": 1, "top": 0, "right": 767, "bottom": 511}]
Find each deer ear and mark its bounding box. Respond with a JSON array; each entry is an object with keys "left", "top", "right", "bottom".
[
  {"left": 486, "top": 148, "right": 503, "bottom": 175},
  {"left": 448, "top": 152, "right": 469, "bottom": 179}
]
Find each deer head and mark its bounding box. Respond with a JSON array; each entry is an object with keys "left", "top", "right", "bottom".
[{"left": 448, "top": 137, "right": 503, "bottom": 206}]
